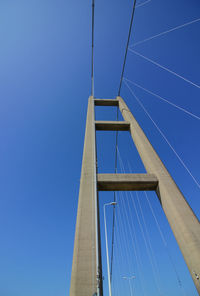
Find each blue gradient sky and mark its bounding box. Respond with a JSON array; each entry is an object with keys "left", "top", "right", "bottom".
[{"left": 0, "top": 0, "right": 200, "bottom": 295}]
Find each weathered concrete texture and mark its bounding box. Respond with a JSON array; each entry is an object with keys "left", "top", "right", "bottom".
[
  {"left": 70, "top": 97, "right": 100, "bottom": 296},
  {"left": 117, "top": 96, "right": 200, "bottom": 294},
  {"left": 97, "top": 173, "right": 158, "bottom": 191},
  {"left": 95, "top": 121, "right": 130, "bottom": 131}
]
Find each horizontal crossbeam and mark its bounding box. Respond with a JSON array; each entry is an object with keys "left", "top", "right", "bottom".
[
  {"left": 95, "top": 121, "right": 130, "bottom": 131},
  {"left": 94, "top": 99, "right": 118, "bottom": 106},
  {"left": 97, "top": 173, "right": 158, "bottom": 191}
]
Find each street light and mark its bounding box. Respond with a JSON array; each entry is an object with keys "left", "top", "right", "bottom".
[
  {"left": 104, "top": 202, "right": 117, "bottom": 296},
  {"left": 122, "top": 275, "right": 136, "bottom": 296}
]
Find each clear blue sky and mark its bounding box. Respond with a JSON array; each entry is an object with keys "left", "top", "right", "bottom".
[{"left": 0, "top": 0, "right": 200, "bottom": 295}]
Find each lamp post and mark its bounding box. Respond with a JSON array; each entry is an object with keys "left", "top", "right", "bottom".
[
  {"left": 104, "top": 202, "right": 117, "bottom": 296},
  {"left": 122, "top": 276, "right": 136, "bottom": 296}
]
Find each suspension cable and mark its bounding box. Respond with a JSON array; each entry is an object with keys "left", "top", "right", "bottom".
[
  {"left": 117, "top": 148, "right": 163, "bottom": 295},
  {"left": 118, "top": 0, "right": 137, "bottom": 96},
  {"left": 130, "top": 17, "right": 200, "bottom": 48},
  {"left": 112, "top": 0, "right": 137, "bottom": 277},
  {"left": 116, "top": 150, "right": 148, "bottom": 296},
  {"left": 136, "top": 0, "right": 151, "bottom": 8},
  {"left": 124, "top": 77, "right": 200, "bottom": 120},
  {"left": 110, "top": 107, "right": 119, "bottom": 283},
  {"left": 129, "top": 49, "right": 200, "bottom": 89},
  {"left": 124, "top": 79, "right": 200, "bottom": 189},
  {"left": 144, "top": 191, "right": 187, "bottom": 295}
]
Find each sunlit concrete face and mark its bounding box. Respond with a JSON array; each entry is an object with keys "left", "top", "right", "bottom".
[
  {"left": 117, "top": 96, "right": 200, "bottom": 295},
  {"left": 70, "top": 97, "right": 101, "bottom": 296}
]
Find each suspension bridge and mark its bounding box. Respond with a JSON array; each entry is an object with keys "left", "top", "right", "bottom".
[{"left": 70, "top": 1, "right": 200, "bottom": 295}]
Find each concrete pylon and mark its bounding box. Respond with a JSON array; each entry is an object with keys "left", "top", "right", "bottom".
[
  {"left": 70, "top": 96, "right": 102, "bottom": 296},
  {"left": 70, "top": 96, "right": 200, "bottom": 295},
  {"left": 117, "top": 96, "right": 200, "bottom": 294}
]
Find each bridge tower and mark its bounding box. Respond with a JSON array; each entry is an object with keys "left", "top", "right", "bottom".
[{"left": 70, "top": 95, "right": 200, "bottom": 296}]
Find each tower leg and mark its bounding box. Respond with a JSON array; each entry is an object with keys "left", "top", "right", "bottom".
[
  {"left": 70, "top": 97, "right": 102, "bottom": 296},
  {"left": 117, "top": 96, "right": 200, "bottom": 294}
]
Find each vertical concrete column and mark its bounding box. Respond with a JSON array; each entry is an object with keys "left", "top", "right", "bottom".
[
  {"left": 117, "top": 96, "right": 200, "bottom": 294},
  {"left": 70, "top": 96, "right": 102, "bottom": 296}
]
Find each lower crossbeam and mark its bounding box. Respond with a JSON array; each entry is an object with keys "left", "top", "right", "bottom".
[{"left": 97, "top": 173, "right": 158, "bottom": 191}]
